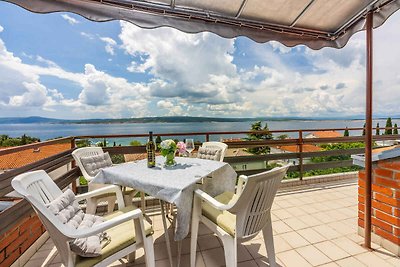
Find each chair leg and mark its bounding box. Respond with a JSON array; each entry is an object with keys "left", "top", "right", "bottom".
[
  {"left": 160, "top": 200, "right": 173, "bottom": 267},
  {"left": 86, "top": 198, "right": 97, "bottom": 214},
  {"left": 107, "top": 196, "right": 116, "bottom": 213},
  {"left": 127, "top": 251, "right": 136, "bottom": 263},
  {"left": 262, "top": 218, "right": 277, "bottom": 267},
  {"left": 190, "top": 196, "right": 200, "bottom": 267},
  {"left": 220, "top": 234, "right": 237, "bottom": 267},
  {"left": 143, "top": 236, "right": 155, "bottom": 267},
  {"left": 141, "top": 192, "right": 146, "bottom": 213}
]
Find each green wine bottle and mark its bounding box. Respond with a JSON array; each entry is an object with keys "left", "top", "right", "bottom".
[{"left": 146, "top": 131, "right": 156, "bottom": 168}]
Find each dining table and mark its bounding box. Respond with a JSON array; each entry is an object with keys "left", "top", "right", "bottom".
[{"left": 92, "top": 155, "right": 237, "bottom": 266}]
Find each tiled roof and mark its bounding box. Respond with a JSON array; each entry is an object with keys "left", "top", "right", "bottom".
[
  {"left": 0, "top": 143, "right": 71, "bottom": 170},
  {"left": 275, "top": 144, "right": 322, "bottom": 153},
  {"left": 225, "top": 148, "right": 254, "bottom": 157},
  {"left": 308, "top": 130, "right": 342, "bottom": 138}
]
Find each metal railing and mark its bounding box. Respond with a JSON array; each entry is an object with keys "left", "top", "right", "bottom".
[{"left": 1, "top": 127, "right": 400, "bottom": 235}]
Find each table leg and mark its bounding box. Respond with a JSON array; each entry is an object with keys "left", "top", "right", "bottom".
[
  {"left": 177, "top": 240, "right": 182, "bottom": 267},
  {"left": 160, "top": 200, "right": 174, "bottom": 267}
]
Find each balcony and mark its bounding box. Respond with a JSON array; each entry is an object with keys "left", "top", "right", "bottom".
[
  {"left": 1, "top": 129, "right": 400, "bottom": 266},
  {"left": 18, "top": 180, "right": 400, "bottom": 266}
]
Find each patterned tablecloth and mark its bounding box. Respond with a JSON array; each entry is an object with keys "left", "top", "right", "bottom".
[{"left": 92, "top": 156, "right": 237, "bottom": 240}]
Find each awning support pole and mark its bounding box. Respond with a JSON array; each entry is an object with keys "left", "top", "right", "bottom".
[{"left": 364, "top": 11, "right": 373, "bottom": 249}]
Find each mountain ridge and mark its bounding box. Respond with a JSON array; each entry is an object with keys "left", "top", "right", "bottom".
[{"left": 0, "top": 115, "right": 394, "bottom": 124}]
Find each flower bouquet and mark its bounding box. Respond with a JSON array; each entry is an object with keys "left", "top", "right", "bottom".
[
  {"left": 159, "top": 139, "right": 177, "bottom": 166},
  {"left": 177, "top": 141, "right": 187, "bottom": 156}
]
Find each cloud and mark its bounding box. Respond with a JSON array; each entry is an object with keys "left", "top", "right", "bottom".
[
  {"left": 80, "top": 32, "right": 95, "bottom": 40},
  {"left": 61, "top": 14, "right": 80, "bottom": 25},
  {"left": 0, "top": 25, "right": 3, "bottom": 33},
  {"left": 157, "top": 100, "right": 184, "bottom": 115},
  {"left": 100, "top": 37, "right": 117, "bottom": 55}
]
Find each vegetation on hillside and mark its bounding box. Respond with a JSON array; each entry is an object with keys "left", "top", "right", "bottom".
[{"left": 0, "top": 134, "right": 40, "bottom": 147}]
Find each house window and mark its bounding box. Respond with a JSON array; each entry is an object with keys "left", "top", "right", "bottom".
[{"left": 242, "top": 164, "right": 247, "bottom": 170}]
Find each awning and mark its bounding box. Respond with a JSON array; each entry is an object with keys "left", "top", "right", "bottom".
[{"left": 4, "top": 0, "right": 400, "bottom": 50}]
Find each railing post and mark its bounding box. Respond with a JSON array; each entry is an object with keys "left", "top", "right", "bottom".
[
  {"left": 206, "top": 134, "right": 210, "bottom": 142},
  {"left": 299, "top": 130, "right": 304, "bottom": 180},
  {"left": 70, "top": 137, "right": 77, "bottom": 194}
]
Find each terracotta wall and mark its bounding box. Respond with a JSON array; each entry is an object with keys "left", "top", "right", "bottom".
[
  {"left": 0, "top": 213, "right": 45, "bottom": 267},
  {"left": 358, "top": 158, "right": 400, "bottom": 248}
]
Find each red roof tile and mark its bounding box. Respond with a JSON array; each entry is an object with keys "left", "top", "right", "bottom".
[
  {"left": 308, "top": 131, "right": 342, "bottom": 138},
  {"left": 0, "top": 143, "right": 71, "bottom": 170}
]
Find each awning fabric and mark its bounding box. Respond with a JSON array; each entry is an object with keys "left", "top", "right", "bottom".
[{"left": 3, "top": 0, "right": 400, "bottom": 49}]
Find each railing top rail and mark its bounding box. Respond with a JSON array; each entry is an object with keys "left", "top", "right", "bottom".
[{"left": 73, "top": 128, "right": 369, "bottom": 140}]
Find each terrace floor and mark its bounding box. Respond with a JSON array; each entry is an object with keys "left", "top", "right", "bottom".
[{"left": 22, "top": 179, "right": 400, "bottom": 267}]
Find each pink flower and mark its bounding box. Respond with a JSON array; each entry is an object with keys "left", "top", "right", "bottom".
[{"left": 177, "top": 141, "right": 187, "bottom": 154}]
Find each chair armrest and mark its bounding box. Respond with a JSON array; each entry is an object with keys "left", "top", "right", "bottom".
[
  {"left": 65, "top": 208, "right": 143, "bottom": 239},
  {"left": 194, "top": 189, "right": 235, "bottom": 211},
  {"left": 75, "top": 184, "right": 121, "bottom": 202}
]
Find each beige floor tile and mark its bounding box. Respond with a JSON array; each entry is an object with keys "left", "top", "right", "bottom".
[
  {"left": 277, "top": 250, "right": 312, "bottom": 267},
  {"left": 285, "top": 206, "right": 307, "bottom": 217},
  {"left": 328, "top": 221, "right": 356, "bottom": 236},
  {"left": 354, "top": 252, "right": 394, "bottom": 267},
  {"left": 201, "top": 247, "right": 226, "bottom": 267},
  {"left": 297, "top": 214, "right": 323, "bottom": 227},
  {"left": 346, "top": 233, "right": 364, "bottom": 244},
  {"left": 335, "top": 257, "right": 366, "bottom": 267},
  {"left": 385, "top": 256, "right": 400, "bottom": 266},
  {"left": 282, "top": 217, "right": 309, "bottom": 231},
  {"left": 312, "top": 224, "right": 342, "bottom": 240},
  {"left": 180, "top": 252, "right": 205, "bottom": 267},
  {"left": 272, "top": 220, "right": 293, "bottom": 234},
  {"left": 237, "top": 243, "right": 253, "bottom": 262},
  {"left": 279, "top": 231, "right": 310, "bottom": 249},
  {"left": 237, "top": 260, "right": 259, "bottom": 267},
  {"left": 273, "top": 209, "right": 293, "bottom": 220},
  {"left": 314, "top": 241, "right": 350, "bottom": 261},
  {"left": 297, "top": 228, "right": 326, "bottom": 244},
  {"left": 317, "top": 263, "right": 340, "bottom": 267},
  {"left": 330, "top": 237, "right": 367, "bottom": 256},
  {"left": 198, "top": 222, "right": 214, "bottom": 236},
  {"left": 296, "top": 245, "right": 331, "bottom": 266},
  {"left": 197, "top": 234, "right": 221, "bottom": 251},
  {"left": 254, "top": 256, "right": 285, "bottom": 267}
]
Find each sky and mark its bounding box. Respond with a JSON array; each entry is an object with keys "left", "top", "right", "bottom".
[{"left": 0, "top": 2, "right": 399, "bottom": 119}]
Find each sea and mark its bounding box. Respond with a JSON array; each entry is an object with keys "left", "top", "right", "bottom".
[{"left": 1, "top": 119, "right": 398, "bottom": 146}]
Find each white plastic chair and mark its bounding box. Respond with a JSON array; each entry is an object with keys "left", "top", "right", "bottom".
[
  {"left": 200, "top": 141, "right": 228, "bottom": 162},
  {"left": 72, "top": 147, "right": 136, "bottom": 214},
  {"left": 11, "top": 170, "right": 155, "bottom": 267},
  {"left": 190, "top": 165, "right": 289, "bottom": 267}
]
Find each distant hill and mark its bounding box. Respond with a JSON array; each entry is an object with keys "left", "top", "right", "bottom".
[
  {"left": 0, "top": 116, "right": 64, "bottom": 124},
  {"left": 0, "top": 115, "right": 397, "bottom": 124}
]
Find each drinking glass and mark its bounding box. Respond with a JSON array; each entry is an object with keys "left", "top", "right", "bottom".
[{"left": 185, "top": 139, "right": 194, "bottom": 157}]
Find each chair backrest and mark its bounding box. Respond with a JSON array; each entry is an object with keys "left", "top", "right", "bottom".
[
  {"left": 230, "top": 165, "right": 289, "bottom": 239},
  {"left": 200, "top": 142, "right": 228, "bottom": 162},
  {"left": 11, "top": 170, "right": 76, "bottom": 265},
  {"left": 72, "top": 147, "right": 104, "bottom": 182}
]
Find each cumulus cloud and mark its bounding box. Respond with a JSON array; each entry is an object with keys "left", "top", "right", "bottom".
[
  {"left": 157, "top": 100, "right": 184, "bottom": 115},
  {"left": 61, "top": 14, "right": 80, "bottom": 25},
  {"left": 100, "top": 37, "right": 117, "bottom": 55},
  {"left": 0, "top": 25, "right": 3, "bottom": 33}
]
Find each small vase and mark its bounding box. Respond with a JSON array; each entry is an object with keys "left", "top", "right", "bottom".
[{"left": 165, "top": 152, "right": 176, "bottom": 167}]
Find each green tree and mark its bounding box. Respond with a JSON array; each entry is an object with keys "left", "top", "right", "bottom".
[
  {"left": 245, "top": 121, "right": 273, "bottom": 155},
  {"left": 21, "top": 134, "right": 27, "bottom": 145},
  {"left": 362, "top": 123, "right": 366, "bottom": 136},
  {"left": 129, "top": 140, "right": 142, "bottom": 146},
  {"left": 76, "top": 139, "right": 91, "bottom": 148},
  {"left": 394, "top": 123, "right": 399, "bottom": 135},
  {"left": 276, "top": 134, "right": 288, "bottom": 140},
  {"left": 103, "top": 138, "right": 107, "bottom": 147},
  {"left": 376, "top": 123, "right": 380, "bottom": 136},
  {"left": 343, "top": 128, "right": 349, "bottom": 137},
  {"left": 385, "top": 117, "right": 393, "bottom": 135}
]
